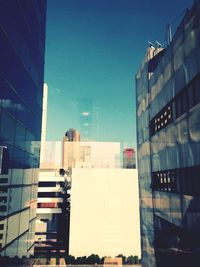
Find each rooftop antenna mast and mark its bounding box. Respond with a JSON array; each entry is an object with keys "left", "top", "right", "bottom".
[
  {"left": 166, "top": 23, "right": 172, "bottom": 45},
  {"left": 166, "top": 8, "right": 189, "bottom": 46}
]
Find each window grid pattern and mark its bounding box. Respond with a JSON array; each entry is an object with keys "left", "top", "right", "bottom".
[
  {"left": 152, "top": 166, "right": 200, "bottom": 196},
  {"left": 150, "top": 73, "right": 200, "bottom": 136}
]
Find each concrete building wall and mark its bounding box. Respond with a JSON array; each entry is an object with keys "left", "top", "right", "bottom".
[{"left": 70, "top": 168, "right": 140, "bottom": 257}]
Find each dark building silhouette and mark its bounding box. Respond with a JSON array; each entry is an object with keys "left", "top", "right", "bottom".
[
  {"left": 136, "top": 1, "right": 200, "bottom": 266},
  {"left": 0, "top": 0, "right": 46, "bottom": 258}
]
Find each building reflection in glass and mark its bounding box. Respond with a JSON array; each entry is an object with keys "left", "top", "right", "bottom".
[
  {"left": 136, "top": 2, "right": 200, "bottom": 266},
  {"left": 0, "top": 0, "right": 46, "bottom": 259}
]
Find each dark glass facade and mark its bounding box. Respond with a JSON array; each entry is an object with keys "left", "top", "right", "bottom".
[
  {"left": 136, "top": 2, "right": 200, "bottom": 267},
  {"left": 0, "top": 0, "right": 46, "bottom": 258}
]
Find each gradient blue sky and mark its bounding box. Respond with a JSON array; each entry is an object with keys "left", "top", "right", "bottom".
[{"left": 45, "top": 0, "right": 193, "bottom": 146}]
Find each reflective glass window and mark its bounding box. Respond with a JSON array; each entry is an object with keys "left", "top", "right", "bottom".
[
  {"left": 15, "top": 122, "right": 26, "bottom": 150},
  {"left": 0, "top": 111, "right": 15, "bottom": 143}
]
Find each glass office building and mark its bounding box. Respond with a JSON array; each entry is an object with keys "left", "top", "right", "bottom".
[
  {"left": 0, "top": 0, "right": 46, "bottom": 258},
  {"left": 136, "top": 1, "right": 200, "bottom": 266}
]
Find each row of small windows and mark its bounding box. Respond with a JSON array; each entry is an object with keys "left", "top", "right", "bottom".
[
  {"left": 150, "top": 73, "right": 200, "bottom": 136},
  {"left": 37, "top": 203, "right": 61, "bottom": 208},
  {"left": 0, "top": 179, "right": 8, "bottom": 184},
  {"left": 38, "top": 182, "right": 64, "bottom": 187},
  {"left": 152, "top": 165, "right": 200, "bottom": 196},
  {"left": 36, "top": 233, "right": 57, "bottom": 238},
  {"left": 0, "top": 197, "right": 7, "bottom": 203},
  {"left": 0, "top": 206, "right": 7, "bottom": 212},
  {"left": 38, "top": 192, "right": 63, "bottom": 198},
  {"left": 0, "top": 187, "right": 7, "bottom": 194},
  {"left": 152, "top": 171, "right": 177, "bottom": 192},
  {"left": 35, "top": 240, "right": 57, "bottom": 246},
  {"left": 150, "top": 105, "right": 173, "bottom": 135}
]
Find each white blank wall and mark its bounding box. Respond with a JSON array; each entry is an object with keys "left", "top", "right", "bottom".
[{"left": 69, "top": 168, "right": 141, "bottom": 257}]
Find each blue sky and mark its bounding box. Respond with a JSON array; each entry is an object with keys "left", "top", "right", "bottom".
[{"left": 45, "top": 0, "right": 193, "bottom": 146}]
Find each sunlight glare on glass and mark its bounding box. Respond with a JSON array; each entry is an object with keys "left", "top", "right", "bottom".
[{"left": 82, "top": 112, "right": 90, "bottom": 116}]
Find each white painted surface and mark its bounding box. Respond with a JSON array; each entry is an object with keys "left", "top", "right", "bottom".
[{"left": 70, "top": 168, "right": 141, "bottom": 257}]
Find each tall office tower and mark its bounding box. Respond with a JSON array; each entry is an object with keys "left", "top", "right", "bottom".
[
  {"left": 62, "top": 129, "right": 81, "bottom": 170},
  {"left": 65, "top": 129, "right": 80, "bottom": 142},
  {"left": 136, "top": 1, "right": 200, "bottom": 267},
  {"left": 123, "top": 148, "right": 136, "bottom": 169},
  {"left": 0, "top": 0, "right": 46, "bottom": 258}
]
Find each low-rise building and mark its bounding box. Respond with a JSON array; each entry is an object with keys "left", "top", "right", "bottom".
[{"left": 34, "top": 170, "right": 70, "bottom": 256}]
